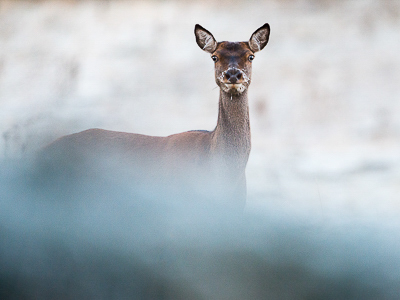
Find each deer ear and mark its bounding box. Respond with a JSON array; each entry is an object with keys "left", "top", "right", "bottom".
[
  {"left": 249, "top": 23, "right": 270, "bottom": 52},
  {"left": 195, "top": 24, "right": 217, "bottom": 53}
]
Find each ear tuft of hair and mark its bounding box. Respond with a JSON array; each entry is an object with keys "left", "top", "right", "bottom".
[
  {"left": 195, "top": 24, "right": 218, "bottom": 53},
  {"left": 249, "top": 23, "right": 270, "bottom": 52}
]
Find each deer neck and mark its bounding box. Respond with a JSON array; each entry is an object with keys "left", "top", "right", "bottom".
[{"left": 211, "top": 89, "right": 251, "bottom": 171}]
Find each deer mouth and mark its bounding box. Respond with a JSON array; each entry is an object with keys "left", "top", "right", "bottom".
[{"left": 222, "top": 83, "right": 247, "bottom": 94}]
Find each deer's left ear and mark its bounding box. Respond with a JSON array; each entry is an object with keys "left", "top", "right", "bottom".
[{"left": 249, "top": 23, "right": 270, "bottom": 52}]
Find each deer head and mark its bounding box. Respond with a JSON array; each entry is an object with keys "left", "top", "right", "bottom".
[{"left": 195, "top": 24, "right": 270, "bottom": 95}]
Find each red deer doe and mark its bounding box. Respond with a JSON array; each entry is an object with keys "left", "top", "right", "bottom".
[{"left": 39, "top": 24, "right": 270, "bottom": 214}]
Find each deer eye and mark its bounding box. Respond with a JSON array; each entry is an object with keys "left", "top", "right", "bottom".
[
  {"left": 211, "top": 55, "right": 218, "bottom": 62},
  {"left": 248, "top": 55, "right": 255, "bottom": 61}
]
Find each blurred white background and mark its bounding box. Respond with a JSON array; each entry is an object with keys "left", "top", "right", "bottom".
[{"left": 1, "top": 0, "right": 400, "bottom": 219}]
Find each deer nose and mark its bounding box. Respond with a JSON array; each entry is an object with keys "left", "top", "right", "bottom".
[{"left": 225, "top": 68, "right": 243, "bottom": 84}]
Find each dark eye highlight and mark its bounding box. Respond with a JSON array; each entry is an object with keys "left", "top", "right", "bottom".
[
  {"left": 248, "top": 55, "right": 255, "bottom": 61},
  {"left": 211, "top": 55, "right": 218, "bottom": 62}
]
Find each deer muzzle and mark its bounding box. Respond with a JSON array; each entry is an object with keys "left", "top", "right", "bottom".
[
  {"left": 219, "top": 68, "right": 249, "bottom": 94},
  {"left": 225, "top": 68, "right": 243, "bottom": 84}
]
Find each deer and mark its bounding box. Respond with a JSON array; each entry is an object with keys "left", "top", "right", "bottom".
[{"left": 38, "top": 24, "right": 270, "bottom": 214}]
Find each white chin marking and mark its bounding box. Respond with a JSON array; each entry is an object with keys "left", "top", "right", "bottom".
[{"left": 223, "top": 84, "right": 246, "bottom": 94}]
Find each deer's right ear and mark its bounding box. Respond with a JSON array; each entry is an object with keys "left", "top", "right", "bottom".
[{"left": 195, "top": 24, "right": 217, "bottom": 53}]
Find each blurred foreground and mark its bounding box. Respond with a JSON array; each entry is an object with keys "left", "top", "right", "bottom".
[{"left": 1, "top": 158, "right": 400, "bottom": 299}]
